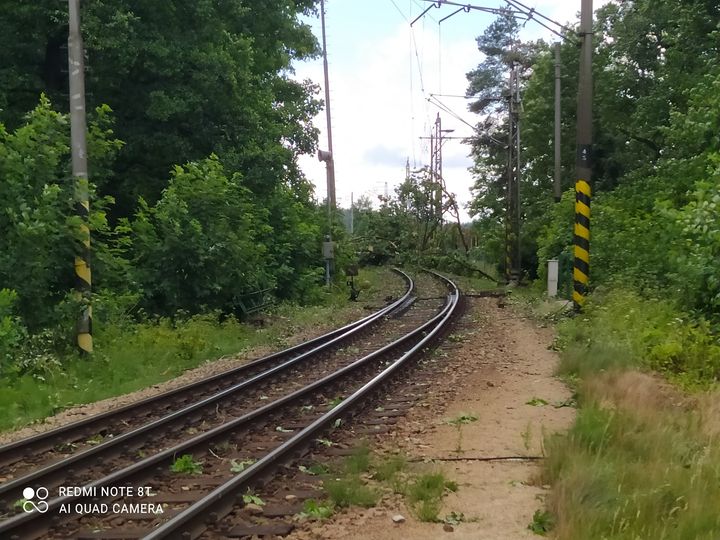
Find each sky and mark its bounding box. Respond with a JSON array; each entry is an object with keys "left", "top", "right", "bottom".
[{"left": 293, "top": 0, "right": 608, "bottom": 220}]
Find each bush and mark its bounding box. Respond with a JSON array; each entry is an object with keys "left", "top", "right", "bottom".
[
  {"left": 557, "top": 289, "right": 720, "bottom": 387},
  {"left": 0, "top": 97, "right": 123, "bottom": 331},
  {"left": 130, "top": 155, "right": 273, "bottom": 316},
  {"left": 0, "top": 289, "right": 26, "bottom": 373}
]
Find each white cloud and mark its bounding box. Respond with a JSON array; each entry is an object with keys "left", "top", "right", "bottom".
[{"left": 295, "top": 1, "right": 612, "bottom": 219}]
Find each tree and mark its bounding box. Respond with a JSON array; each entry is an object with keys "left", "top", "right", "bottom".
[
  {"left": 0, "top": 97, "right": 122, "bottom": 330},
  {"left": 130, "top": 155, "right": 272, "bottom": 316},
  {"left": 465, "top": 10, "right": 543, "bottom": 275},
  {"left": 0, "top": 0, "right": 323, "bottom": 217}
]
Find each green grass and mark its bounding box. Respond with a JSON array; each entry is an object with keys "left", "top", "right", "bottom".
[
  {"left": 296, "top": 450, "right": 406, "bottom": 517},
  {"left": 324, "top": 475, "right": 379, "bottom": 508},
  {"left": 541, "top": 286, "right": 720, "bottom": 539},
  {"left": 554, "top": 288, "right": 720, "bottom": 388},
  {"left": 343, "top": 445, "right": 371, "bottom": 474},
  {"left": 0, "top": 267, "right": 399, "bottom": 433},
  {"left": 311, "top": 448, "right": 457, "bottom": 523},
  {"left": 544, "top": 396, "right": 720, "bottom": 539},
  {"left": 372, "top": 453, "right": 407, "bottom": 482},
  {"left": 405, "top": 472, "right": 458, "bottom": 522}
]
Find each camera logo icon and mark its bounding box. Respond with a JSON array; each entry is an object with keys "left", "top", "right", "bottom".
[{"left": 22, "top": 487, "right": 49, "bottom": 513}]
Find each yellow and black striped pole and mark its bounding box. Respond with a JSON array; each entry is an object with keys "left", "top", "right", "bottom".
[
  {"left": 74, "top": 193, "right": 92, "bottom": 354},
  {"left": 573, "top": 180, "right": 591, "bottom": 307},
  {"left": 69, "top": 0, "right": 92, "bottom": 353},
  {"left": 573, "top": 0, "right": 593, "bottom": 310}
]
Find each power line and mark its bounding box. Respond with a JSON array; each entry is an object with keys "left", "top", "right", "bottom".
[
  {"left": 410, "top": 29, "right": 426, "bottom": 94},
  {"left": 438, "top": 16, "right": 442, "bottom": 94},
  {"left": 409, "top": 1, "right": 417, "bottom": 166},
  {"left": 430, "top": 92, "right": 493, "bottom": 99},
  {"left": 413, "top": 0, "right": 573, "bottom": 40},
  {"left": 388, "top": 0, "right": 410, "bottom": 22},
  {"left": 427, "top": 95, "right": 477, "bottom": 131}
]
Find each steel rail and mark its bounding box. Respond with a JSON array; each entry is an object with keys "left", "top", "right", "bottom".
[
  {"left": 0, "top": 270, "right": 412, "bottom": 469},
  {"left": 0, "top": 272, "right": 415, "bottom": 509},
  {"left": 0, "top": 271, "right": 457, "bottom": 540},
  {"left": 147, "top": 269, "right": 459, "bottom": 540}
]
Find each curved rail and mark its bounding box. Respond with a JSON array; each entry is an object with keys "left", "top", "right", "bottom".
[
  {"left": 0, "top": 270, "right": 458, "bottom": 540},
  {"left": 147, "top": 270, "right": 460, "bottom": 539},
  {"left": 0, "top": 269, "right": 412, "bottom": 470},
  {"left": 0, "top": 271, "right": 414, "bottom": 511}
]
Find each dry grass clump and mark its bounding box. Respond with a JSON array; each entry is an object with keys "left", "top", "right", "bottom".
[{"left": 543, "top": 369, "right": 720, "bottom": 539}]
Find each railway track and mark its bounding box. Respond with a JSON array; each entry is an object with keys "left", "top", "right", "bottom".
[
  {"left": 0, "top": 269, "right": 411, "bottom": 479},
  {"left": 0, "top": 269, "right": 460, "bottom": 540}
]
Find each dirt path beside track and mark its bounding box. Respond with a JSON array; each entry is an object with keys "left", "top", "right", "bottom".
[{"left": 289, "top": 296, "right": 574, "bottom": 540}]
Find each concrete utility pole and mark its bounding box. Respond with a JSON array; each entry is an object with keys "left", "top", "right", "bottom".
[
  {"left": 68, "top": 0, "right": 92, "bottom": 354},
  {"left": 554, "top": 42, "right": 562, "bottom": 202},
  {"left": 505, "top": 87, "right": 512, "bottom": 283},
  {"left": 513, "top": 64, "right": 521, "bottom": 282},
  {"left": 573, "top": 0, "right": 593, "bottom": 309},
  {"left": 318, "top": 0, "right": 336, "bottom": 288},
  {"left": 319, "top": 0, "right": 336, "bottom": 214}
]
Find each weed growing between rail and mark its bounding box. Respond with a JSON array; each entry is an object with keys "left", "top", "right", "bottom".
[
  {"left": 0, "top": 267, "right": 397, "bottom": 433},
  {"left": 538, "top": 288, "right": 720, "bottom": 539},
  {"left": 305, "top": 447, "right": 460, "bottom": 524},
  {"left": 169, "top": 454, "right": 203, "bottom": 475}
]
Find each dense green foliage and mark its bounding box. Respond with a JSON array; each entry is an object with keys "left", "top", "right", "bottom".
[
  {"left": 130, "top": 156, "right": 272, "bottom": 315},
  {"left": 464, "top": 0, "right": 720, "bottom": 319},
  {"left": 0, "top": 98, "right": 122, "bottom": 331},
  {"left": 0, "top": 100, "right": 336, "bottom": 349},
  {"left": 0, "top": 0, "right": 321, "bottom": 214},
  {"left": 0, "top": 2, "right": 352, "bottom": 383},
  {"left": 557, "top": 289, "right": 720, "bottom": 387}
]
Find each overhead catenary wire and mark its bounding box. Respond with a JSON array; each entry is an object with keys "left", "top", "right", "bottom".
[
  {"left": 438, "top": 18, "right": 441, "bottom": 95},
  {"left": 504, "top": 0, "right": 574, "bottom": 35},
  {"left": 416, "top": 0, "right": 527, "bottom": 19},
  {"left": 414, "top": 0, "right": 572, "bottom": 40},
  {"left": 427, "top": 95, "right": 477, "bottom": 131},
  {"left": 430, "top": 92, "right": 502, "bottom": 99},
  {"left": 387, "top": 0, "right": 419, "bottom": 166},
  {"left": 409, "top": 1, "right": 417, "bottom": 166},
  {"left": 388, "top": 0, "right": 409, "bottom": 22}
]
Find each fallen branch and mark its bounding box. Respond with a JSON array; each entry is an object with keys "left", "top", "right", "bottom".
[
  {"left": 465, "top": 290, "right": 506, "bottom": 298},
  {"left": 410, "top": 455, "right": 544, "bottom": 462}
]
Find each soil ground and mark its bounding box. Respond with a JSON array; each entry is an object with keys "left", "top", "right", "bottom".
[{"left": 289, "top": 296, "right": 575, "bottom": 540}]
